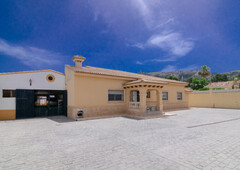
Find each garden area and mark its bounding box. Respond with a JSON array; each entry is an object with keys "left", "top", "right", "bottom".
[{"left": 165, "top": 65, "right": 240, "bottom": 91}]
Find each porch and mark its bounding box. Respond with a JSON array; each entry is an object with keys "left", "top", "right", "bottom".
[{"left": 123, "top": 79, "right": 167, "bottom": 116}]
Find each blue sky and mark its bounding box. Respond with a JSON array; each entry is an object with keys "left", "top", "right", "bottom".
[{"left": 0, "top": 0, "right": 240, "bottom": 74}]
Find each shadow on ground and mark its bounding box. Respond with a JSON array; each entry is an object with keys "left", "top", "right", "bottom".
[{"left": 47, "top": 116, "right": 75, "bottom": 123}]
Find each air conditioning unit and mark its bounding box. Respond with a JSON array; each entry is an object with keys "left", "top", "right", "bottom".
[{"left": 77, "top": 108, "right": 84, "bottom": 118}]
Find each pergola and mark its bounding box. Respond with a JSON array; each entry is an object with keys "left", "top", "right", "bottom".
[{"left": 123, "top": 79, "right": 168, "bottom": 116}]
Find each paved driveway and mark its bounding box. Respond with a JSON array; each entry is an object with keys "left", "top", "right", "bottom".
[{"left": 1, "top": 108, "right": 240, "bottom": 169}]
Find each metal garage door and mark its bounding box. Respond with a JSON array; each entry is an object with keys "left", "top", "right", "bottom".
[
  {"left": 16, "top": 89, "right": 67, "bottom": 119},
  {"left": 16, "top": 89, "right": 35, "bottom": 119}
]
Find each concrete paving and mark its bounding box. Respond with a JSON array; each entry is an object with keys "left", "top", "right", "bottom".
[{"left": 1, "top": 108, "right": 240, "bottom": 169}]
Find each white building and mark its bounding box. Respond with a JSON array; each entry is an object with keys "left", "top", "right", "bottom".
[{"left": 0, "top": 70, "right": 66, "bottom": 120}]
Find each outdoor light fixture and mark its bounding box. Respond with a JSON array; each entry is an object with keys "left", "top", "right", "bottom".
[{"left": 29, "top": 79, "right": 32, "bottom": 86}]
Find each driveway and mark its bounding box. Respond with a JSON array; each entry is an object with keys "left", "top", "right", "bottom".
[{"left": 1, "top": 108, "right": 240, "bottom": 169}]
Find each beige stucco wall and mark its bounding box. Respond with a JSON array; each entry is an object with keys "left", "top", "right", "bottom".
[
  {"left": 66, "top": 68, "right": 132, "bottom": 118},
  {"left": 146, "top": 90, "right": 157, "bottom": 107},
  {"left": 189, "top": 89, "right": 240, "bottom": 109},
  {"left": 65, "top": 66, "right": 190, "bottom": 119},
  {"left": 146, "top": 85, "right": 189, "bottom": 111},
  {"left": 162, "top": 84, "right": 189, "bottom": 111}
]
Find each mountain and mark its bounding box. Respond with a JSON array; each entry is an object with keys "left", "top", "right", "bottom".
[{"left": 140, "top": 70, "right": 240, "bottom": 82}]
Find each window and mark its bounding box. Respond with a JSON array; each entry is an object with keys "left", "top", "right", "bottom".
[
  {"left": 146, "top": 91, "right": 150, "bottom": 98},
  {"left": 35, "top": 96, "right": 48, "bottom": 106},
  {"left": 177, "top": 92, "right": 182, "bottom": 100},
  {"left": 162, "top": 92, "right": 168, "bottom": 100},
  {"left": 46, "top": 74, "right": 55, "bottom": 82},
  {"left": 108, "top": 90, "right": 124, "bottom": 101},
  {"left": 130, "top": 90, "right": 140, "bottom": 102},
  {"left": 2, "top": 90, "right": 16, "bottom": 98}
]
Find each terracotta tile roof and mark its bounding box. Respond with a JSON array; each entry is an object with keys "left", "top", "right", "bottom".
[
  {"left": 66, "top": 65, "right": 187, "bottom": 85},
  {"left": 205, "top": 81, "right": 234, "bottom": 88},
  {"left": 123, "top": 79, "right": 168, "bottom": 85}
]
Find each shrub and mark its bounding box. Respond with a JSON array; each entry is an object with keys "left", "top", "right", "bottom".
[
  {"left": 199, "top": 88, "right": 209, "bottom": 91},
  {"left": 190, "top": 78, "right": 208, "bottom": 90},
  {"left": 212, "top": 88, "right": 224, "bottom": 90}
]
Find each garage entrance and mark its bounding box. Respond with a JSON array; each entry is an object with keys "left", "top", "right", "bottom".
[{"left": 16, "top": 89, "right": 67, "bottom": 119}]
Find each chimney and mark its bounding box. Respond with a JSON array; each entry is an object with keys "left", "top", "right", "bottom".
[{"left": 72, "top": 55, "right": 86, "bottom": 68}]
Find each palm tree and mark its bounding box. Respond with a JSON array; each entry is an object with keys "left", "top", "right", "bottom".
[{"left": 198, "top": 65, "right": 210, "bottom": 78}]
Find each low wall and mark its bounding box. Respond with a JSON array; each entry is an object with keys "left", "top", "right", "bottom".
[
  {"left": 68, "top": 104, "right": 127, "bottom": 119},
  {"left": 189, "top": 89, "right": 240, "bottom": 109},
  {"left": 163, "top": 102, "right": 189, "bottom": 111}
]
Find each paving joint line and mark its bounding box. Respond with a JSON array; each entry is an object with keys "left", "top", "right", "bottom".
[{"left": 187, "top": 117, "right": 240, "bottom": 128}]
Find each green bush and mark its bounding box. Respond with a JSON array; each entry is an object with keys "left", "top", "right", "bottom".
[
  {"left": 190, "top": 78, "right": 208, "bottom": 90},
  {"left": 212, "top": 88, "right": 224, "bottom": 90},
  {"left": 165, "top": 75, "right": 179, "bottom": 81},
  {"left": 198, "top": 88, "right": 209, "bottom": 91}
]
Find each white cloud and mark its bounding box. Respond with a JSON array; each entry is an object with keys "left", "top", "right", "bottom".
[
  {"left": 0, "top": 39, "right": 63, "bottom": 68},
  {"left": 153, "top": 18, "right": 175, "bottom": 30},
  {"left": 150, "top": 56, "right": 178, "bottom": 62},
  {"left": 130, "top": 43, "right": 145, "bottom": 49},
  {"left": 161, "top": 64, "right": 198, "bottom": 72},
  {"left": 136, "top": 56, "right": 178, "bottom": 65},
  {"left": 147, "top": 32, "right": 194, "bottom": 56},
  {"left": 161, "top": 65, "right": 177, "bottom": 72},
  {"left": 131, "top": 31, "right": 194, "bottom": 57},
  {"left": 136, "top": 61, "right": 144, "bottom": 65},
  {"left": 131, "top": 0, "right": 153, "bottom": 28},
  {"left": 88, "top": 0, "right": 195, "bottom": 60},
  {"left": 179, "top": 64, "right": 198, "bottom": 71}
]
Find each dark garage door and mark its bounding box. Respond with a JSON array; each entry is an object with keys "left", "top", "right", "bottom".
[
  {"left": 16, "top": 89, "right": 67, "bottom": 119},
  {"left": 16, "top": 89, "right": 35, "bottom": 119}
]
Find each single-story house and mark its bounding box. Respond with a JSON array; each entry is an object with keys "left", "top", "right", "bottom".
[
  {"left": 0, "top": 55, "right": 192, "bottom": 120},
  {"left": 65, "top": 55, "right": 191, "bottom": 119}
]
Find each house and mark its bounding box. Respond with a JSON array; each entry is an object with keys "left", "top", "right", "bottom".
[
  {"left": 0, "top": 70, "right": 66, "bottom": 120},
  {"left": 0, "top": 55, "right": 192, "bottom": 121},
  {"left": 65, "top": 55, "right": 191, "bottom": 119},
  {"left": 205, "top": 79, "right": 239, "bottom": 90}
]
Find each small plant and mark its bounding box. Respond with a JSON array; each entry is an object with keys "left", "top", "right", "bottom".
[
  {"left": 232, "top": 85, "right": 234, "bottom": 89},
  {"left": 199, "top": 88, "right": 209, "bottom": 91},
  {"left": 212, "top": 88, "right": 224, "bottom": 90}
]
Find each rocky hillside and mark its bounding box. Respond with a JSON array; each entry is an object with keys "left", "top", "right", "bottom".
[{"left": 140, "top": 70, "right": 240, "bottom": 81}]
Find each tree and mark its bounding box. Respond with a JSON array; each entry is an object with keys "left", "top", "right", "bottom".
[
  {"left": 186, "top": 77, "right": 193, "bottom": 87},
  {"left": 211, "top": 73, "right": 229, "bottom": 82},
  {"left": 198, "top": 65, "right": 210, "bottom": 78},
  {"left": 237, "top": 73, "right": 240, "bottom": 80},
  {"left": 165, "top": 75, "right": 179, "bottom": 81},
  {"left": 190, "top": 78, "right": 208, "bottom": 90},
  {"left": 230, "top": 73, "right": 240, "bottom": 81}
]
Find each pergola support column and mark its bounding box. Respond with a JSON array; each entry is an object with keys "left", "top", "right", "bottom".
[
  {"left": 157, "top": 89, "right": 163, "bottom": 113},
  {"left": 139, "top": 88, "right": 147, "bottom": 113}
]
